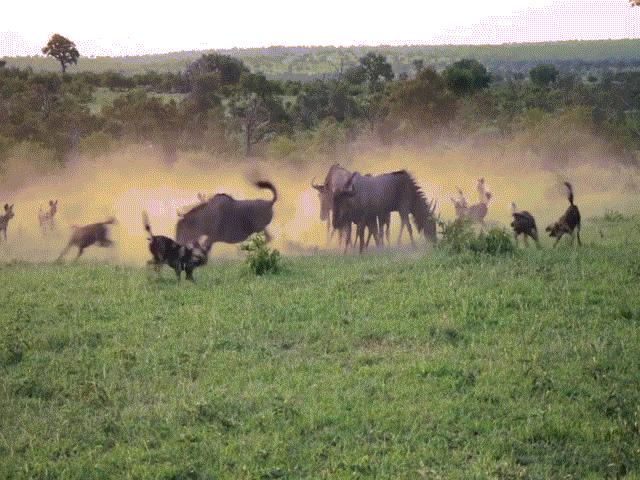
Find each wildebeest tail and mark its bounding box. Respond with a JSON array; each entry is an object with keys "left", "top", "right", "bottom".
[
  {"left": 564, "top": 182, "right": 574, "bottom": 205},
  {"left": 255, "top": 181, "right": 278, "bottom": 204},
  {"left": 142, "top": 211, "right": 152, "bottom": 239}
]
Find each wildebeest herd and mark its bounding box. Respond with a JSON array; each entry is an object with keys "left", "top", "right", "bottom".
[{"left": 0, "top": 164, "right": 583, "bottom": 281}]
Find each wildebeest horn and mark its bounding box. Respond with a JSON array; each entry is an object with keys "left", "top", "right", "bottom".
[{"left": 311, "top": 177, "right": 323, "bottom": 190}]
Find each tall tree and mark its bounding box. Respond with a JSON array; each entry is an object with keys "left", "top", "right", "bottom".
[
  {"left": 529, "top": 64, "right": 559, "bottom": 88},
  {"left": 359, "top": 52, "right": 394, "bottom": 91},
  {"left": 443, "top": 59, "right": 491, "bottom": 96},
  {"left": 42, "top": 34, "right": 79, "bottom": 73}
]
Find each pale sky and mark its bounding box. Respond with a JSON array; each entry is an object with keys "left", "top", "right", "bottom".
[{"left": 1, "top": 0, "right": 639, "bottom": 56}]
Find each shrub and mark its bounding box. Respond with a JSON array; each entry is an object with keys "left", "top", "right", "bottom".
[
  {"left": 439, "top": 219, "right": 515, "bottom": 255},
  {"left": 240, "top": 233, "right": 282, "bottom": 275}
]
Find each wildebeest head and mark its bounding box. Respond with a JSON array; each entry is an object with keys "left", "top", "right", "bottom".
[
  {"left": 311, "top": 177, "right": 331, "bottom": 221},
  {"left": 331, "top": 173, "right": 357, "bottom": 230},
  {"left": 3, "top": 204, "right": 14, "bottom": 220}
]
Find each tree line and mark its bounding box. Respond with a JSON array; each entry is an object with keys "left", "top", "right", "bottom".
[{"left": 2, "top": 34, "right": 640, "bottom": 168}]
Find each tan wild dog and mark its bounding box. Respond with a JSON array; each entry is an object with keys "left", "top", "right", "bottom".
[
  {"left": 58, "top": 217, "right": 116, "bottom": 260},
  {"left": 0, "top": 203, "right": 15, "bottom": 242},
  {"left": 38, "top": 199, "right": 58, "bottom": 234}
]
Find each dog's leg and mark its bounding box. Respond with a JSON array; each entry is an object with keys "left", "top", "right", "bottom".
[
  {"left": 553, "top": 235, "right": 562, "bottom": 248},
  {"left": 577, "top": 225, "right": 582, "bottom": 246},
  {"left": 524, "top": 235, "right": 529, "bottom": 248}
]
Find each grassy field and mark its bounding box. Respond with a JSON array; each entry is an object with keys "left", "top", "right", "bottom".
[{"left": 1, "top": 214, "right": 639, "bottom": 478}]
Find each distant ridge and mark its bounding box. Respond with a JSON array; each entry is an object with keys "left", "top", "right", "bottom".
[{"left": 4, "top": 39, "right": 640, "bottom": 80}]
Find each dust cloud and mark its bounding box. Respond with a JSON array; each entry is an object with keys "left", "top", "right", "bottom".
[{"left": 0, "top": 143, "right": 638, "bottom": 264}]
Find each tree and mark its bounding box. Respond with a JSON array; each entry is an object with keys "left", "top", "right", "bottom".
[
  {"left": 529, "top": 64, "right": 559, "bottom": 88},
  {"left": 388, "top": 68, "right": 455, "bottom": 132},
  {"left": 359, "top": 52, "right": 394, "bottom": 90},
  {"left": 42, "top": 34, "right": 79, "bottom": 73},
  {"left": 443, "top": 59, "right": 491, "bottom": 96},
  {"left": 230, "top": 93, "right": 272, "bottom": 157},
  {"left": 185, "top": 54, "right": 248, "bottom": 89}
]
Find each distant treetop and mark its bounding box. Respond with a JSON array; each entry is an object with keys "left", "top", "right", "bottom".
[{"left": 42, "top": 34, "right": 79, "bottom": 74}]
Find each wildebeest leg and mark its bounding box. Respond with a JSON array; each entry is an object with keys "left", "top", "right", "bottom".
[
  {"left": 75, "top": 247, "right": 84, "bottom": 259},
  {"left": 552, "top": 235, "right": 562, "bottom": 248},
  {"left": 385, "top": 219, "right": 390, "bottom": 245},
  {"left": 357, "top": 223, "right": 366, "bottom": 253},
  {"left": 514, "top": 233, "right": 519, "bottom": 248},
  {"left": 397, "top": 220, "right": 405, "bottom": 246},
  {"left": 343, "top": 226, "right": 351, "bottom": 254},
  {"left": 576, "top": 225, "right": 582, "bottom": 246},
  {"left": 524, "top": 235, "right": 529, "bottom": 247},
  {"left": 263, "top": 229, "right": 272, "bottom": 243}
]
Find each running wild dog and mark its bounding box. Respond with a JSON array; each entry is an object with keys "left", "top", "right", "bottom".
[
  {"left": 451, "top": 186, "right": 492, "bottom": 225},
  {"left": 38, "top": 200, "right": 58, "bottom": 233},
  {"left": 546, "top": 182, "right": 582, "bottom": 247},
  {"left": 143, "top": 211, "right": 208, "bottom": 282},
  {"left": 0, "top": 204, "right": 15, "bottom": 242},
  {"left": 511, "top": 202, "right": 540, "bottom": 248},
  {"left": 58, "top": 217, "right": 116, "bottom": 260}
]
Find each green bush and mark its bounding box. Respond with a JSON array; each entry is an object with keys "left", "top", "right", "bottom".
[
  {"left": 439, "top": 219, "right": 515, "bottom": 255},
  {"left": 240, "top": 233, "right": 282, "bottom": 275}
]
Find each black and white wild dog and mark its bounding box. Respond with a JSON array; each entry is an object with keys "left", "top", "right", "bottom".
[
  {"left": 546, "top": 182, "right": 581, "bottom": 247},
  {"left": 143, "top": 211, "right": 208, "bottom": 282}
]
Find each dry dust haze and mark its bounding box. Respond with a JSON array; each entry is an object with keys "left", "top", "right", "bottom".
[{"left": 1, "top": 143, "right": 638, "bottom": 265}]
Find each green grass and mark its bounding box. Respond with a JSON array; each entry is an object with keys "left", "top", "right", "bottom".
[{"left": 1, "top": 215, "right": 640, "bottom": 478}]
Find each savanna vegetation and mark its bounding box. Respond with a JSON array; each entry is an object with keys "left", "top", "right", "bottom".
[
  {"left": 1, "top": 213, "right": 639, "bottom": 478},
  {"left": 2, "top": 39, "right": 640, "bottom": 174}
]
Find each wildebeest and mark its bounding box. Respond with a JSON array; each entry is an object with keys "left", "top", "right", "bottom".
[
  {"left": 511, "top": 202, "right": 540, "bottom": 248},
  {"left": 546, "top": 182, "right": 581, "bottom": 247},
  {"left": 143, "top": 211, "right": 208, "bottom": 282},
  {"left": 311, "top": 163, "right": 353, "bottom": 245},
  {"left": 177, "top": 193, "right": 209, "bottom": 218},
  {"left": 57, "top": 217, "right": 116, "bottom": 260},
  {"left": 176, "top": 181, "right": 277, "bottom": 250},
  {"left": 38, "top": 199, "right": 58, "bottom": 234},
  {"left": 0, "top": 204, "right": 15, "bottom": 242},
  {"left": 332, "top": 170, "right": 437, "bottom": 253}
]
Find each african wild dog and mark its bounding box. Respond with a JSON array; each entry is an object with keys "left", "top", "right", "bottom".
[
  {"left": 143, "top": 212, "right": 208, "bottom": 282},
  {"left": 0, "top": 204, "right": 15, "bottom": 242},
  {"left": 58, "top": 217, "right": 116, "bottom": 260},
  {"left": 511, "top": 202, "right": 540, "bottom": 248},
  {"left": 38, "top": 200, "right": 58, "bottom": 234},
  {"left": 546, "top": 182, "right": 581, "bottom": 247}
]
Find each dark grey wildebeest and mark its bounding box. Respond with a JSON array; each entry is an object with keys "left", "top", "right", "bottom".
[
  {"left": 176, "top": 181, "right": 278, "bottom": 251},
  {"left": 332, "top": 170, "right": 437, "bottom": 253},
  {"left": 311, "top": 163, "right": 353, "bottom": 245}
]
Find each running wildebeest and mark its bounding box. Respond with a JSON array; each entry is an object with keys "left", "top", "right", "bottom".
[
  {"left": 176, "top": 181, "right": 277, "bottom": 251},
  {"left": 0, "top": 204, "right": 14, "bottom": 242},
  {"left": 38, "top": 199, "right": 58, "bottom": 234},
  {"left": 332, "top": 170, "right": 437, "bottom": 253},
  {"left": 143, "top": 211, "right": 208, "bottom": 282},
  {"left": 57, "top": 217, "right": 116, "bottom": 260},
  {"left": 546, "top": 182, "right": 581, "bottom": 247},
  {"left": 511, "top": 202, "right": 540, "bottom": 248},
  {"left": 312, "top": 163, "right": 353, "bottom": 245}
]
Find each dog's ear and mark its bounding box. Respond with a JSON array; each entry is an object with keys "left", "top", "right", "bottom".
[
  {"left": 545, "top": 225, "right": 552, "bottom": 232},
  {"left": 3, "top": 204, "right": 8, "bottom": 212}
]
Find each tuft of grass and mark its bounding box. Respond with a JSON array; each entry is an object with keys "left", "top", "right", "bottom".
[
  {"left": 240, "top": 232, "right": 282, "bottom": 275},
  {"left": 438, "top": 219, "right": 515, "bottom": 255}
]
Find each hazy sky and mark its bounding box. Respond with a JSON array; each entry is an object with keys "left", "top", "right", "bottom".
[{"left": 2, "top": 0, "right": 639, "bottom": 56}]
